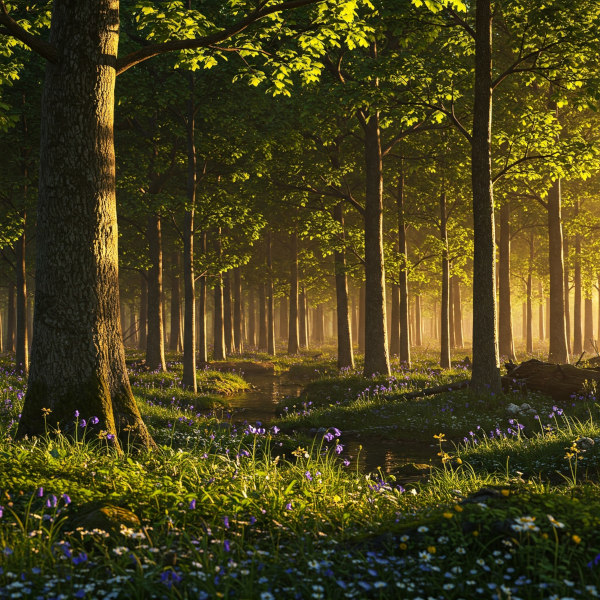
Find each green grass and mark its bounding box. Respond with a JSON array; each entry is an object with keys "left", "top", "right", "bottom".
[{"left": 2, "top": 352, "right": 600, "bottom": 599}]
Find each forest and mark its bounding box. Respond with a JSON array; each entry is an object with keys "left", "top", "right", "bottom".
[{"left": 1, "top": 0, "right": 600, "bottom": 598}]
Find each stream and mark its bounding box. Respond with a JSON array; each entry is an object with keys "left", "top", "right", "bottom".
[{"left": 224, "top": 373, "right": 437, "bottom": 479}]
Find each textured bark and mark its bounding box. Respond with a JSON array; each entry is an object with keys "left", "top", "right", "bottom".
[
  {"left": 247, "top": 288, "right": 256, "bottom": 348},
  {"left": 266, "top": 234, "right": 275, "bottom": 355},
  {"left": 258, "top": 283, "right": 267, "bottom": 352},
  {"left": 538, "top": 281, "right": 545, "bottom": 342},
  {"left": 584, "top": 293, "right": 594, "bottom": 352},
  {"left": 299, "top": 287, "right": 308, "bottom": 349},
  {"left": 333, "top": 203, "right": 354, "bottom": 369},
  {"left": 182, "top": 213, "right": 196, "bottom": 387},
  {"left": 18, "top": 1, "right": 153, "bottom": 449},
  {"left": 279, "top": 297, "right": 287, "bottom": 344},
  {"left": 573, "top": 229, "right": 582, "bottom": 356},
  {"left": 397, "top": 173, "right": 410, "bottom": 365},
  {"left": 564, "top": 236, "right": 571, "bottom": 353},
  {"left": 145, "top": 215, "right": 166, "bottom": 372},
  {"left": 314, "top": 305, "right": 324, "bottom": 344},
  {"left": 197, "top": 232, "right": 207, "bottom": 365},
  {"left": 390, "top": 284, "right": 400, "bottom": 356},
  {"left": 449, "top": 278, "right": 455, "bottom": 350},
  {"left": 139, "top": 274, "right": 148, "bottom": 350},
  {"left": 213, "top": 274, "right": 226, "bottom": 361},
  {"left": 288, "top": 231, "right": 299, "bottom": 355},
  {"left": 352, "top": 291, "right": 359, "bottom": 346},
  {"left": 547, "top": 179, "right": 569, "bottom": 363},
  {"left": 440, "top": 193, "right": 451, "bottom": 369},
  {"left": 6, "top": 282, "right": 15, "bottom": 352},
  {"left": 498, "top": 202, "right": 515, "bottom": 361},
  {"left": 223, "top": 271, "right": 234, "bottom": 355},
  {"left": 526, "top": 233, "right": 534, "bottom": 353},
  {"left": 470, "top": 0, "right": 501, "bottom": 391},
  {"left": 15, "top": 229, "right": 28, "bottom": 373},
  {"left": 233, "top": 267, "right": 243, "bottom": 354},
  {"left": 362, "top": 114, "right": 390, "bottom": 375},
  {"left": 169, "top": 252, "right": 181, "bottom": 352}
]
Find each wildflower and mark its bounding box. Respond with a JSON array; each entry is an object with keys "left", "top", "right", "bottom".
[
  {"left": 224, "top": 540, "right": 231, "bottom": 552},
  {"left": 74, "top": 410, "right": 80, "bottom": 418},
  {"left": 335, "top": 443, "right": 344, "bottom": 454},
  {"left": 501, "top": 489, "right": 510, "bottom": 497},
  {"left": 62, "top": 494, "right": 71, "bottom": 505},
  {"left": 305, "top": 471, "right": 313, "bottom": 481},
  {"left": 547, "top": 515, "right": 565, "bottom": 529},
  {"left": 511, "top": 516, "right": 539, "bottom": 533},
  {"left": 572, "top": 535, "right": 582, "bottom": 544},
  {"left": 418, "top": 551, "right": 432, "bottom": 562},
  {"left": 37, "top": 487, "right": 44, "bottom": 497},
  {"left": 189, "top": 499, "right": 197, "bottom": 510},
  {"left": 427, "top": 546, "right": 436, "bottom": 554},
  {"left": 90, "top": 416, "right": 99, "bottom": 425},
  {"left": 443, "top": 512, "right": 454, "bottom": 519},
  {"left": 79, "top": 419, "right": 87, "bottom": 428},
  {"left": 433, "top": 433, "right": 446, "bottom": 442},
  {"left": 417, "top": 526, "right": 429, "bottom": 533},
  {"left": 223, "top": 516, "right": 229, "bottom": 529},
  {"left": 588, "top": 553, "right": 600, "bottom": 568}
]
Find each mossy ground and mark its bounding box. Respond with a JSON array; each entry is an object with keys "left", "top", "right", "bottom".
[{"left": 1, "top": 349, "right": 600, "bottom": 599}]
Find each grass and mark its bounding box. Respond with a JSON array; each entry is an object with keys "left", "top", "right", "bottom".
[{"left": 1, "top": 350, "right": 600, "bottom": 598}]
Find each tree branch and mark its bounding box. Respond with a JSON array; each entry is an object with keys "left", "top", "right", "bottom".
[{"left": 116, "top": 0, "right": 322, "bottom": 75}]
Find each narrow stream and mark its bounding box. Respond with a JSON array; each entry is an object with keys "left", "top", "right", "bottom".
[{"left": 224, "top": 373, "right": 438, "bottom": 479}]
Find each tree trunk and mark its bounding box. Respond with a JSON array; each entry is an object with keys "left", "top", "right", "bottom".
[
  {"left": 498, "top": 201, "right": 515, "bottom": 361},
  {"left": 139, "top": 274, "right": 148, "bottom": 350},
  {"left": 314, "top": 305, "right": 324, "bottom": 344},
  {"left": 449, "top": 276, "right": 455, "bottom": 349},
  {"left": 288, "top": 231, "right": 299, "bottom": 354},
  {"left": 390, "top": 284, "right": 400, "bottom": 356},
  {"left": 127, "top": 301, "right": 137, "bottom": 347},
  {"left": 547, "top": 178, "right": 569, "bottom": 363},
  {"left": 258, "top": 283, "right": 267, "bottom": 352},
  {"left": 538, "top": 281, "right": 545, "bottom": 342},
  {"left": 266, "top": 233, "right": 276, "bottom": 355},
  {"left": 352, "top": 291, "right": 359, "bottom": 346},
  {"left": 233, "top": 267, "right": 243, "bottom": 354},
  {"left": 584, "top": 291, "right": 594, "bottom": 353},
  {"left": 564, "top": 236, "right": 571, "bottom": 354},
  {"left": 397, "top": 172, "right": 410, "bottom": 366},
  {"left": 6, "top": 282, "right": 15, "bottom": 352},
  {"left": 213, "top": 274, "right": 226, "bottom": 361},
  {"left": 18, "top": 1, "right": 154, "bottom": 448},
  {"left": 362, "top": 112, "right": 390, "bottom": 375},
  {"left": 197, "top": 232, "right": 207, "bottom": 364},
  {"left": 15, "top": 229, "right": 28, "bottom": 373},
  {"left": 414, "top": 294, "right": 422, "bottom": 346},
  {"left": 526, "top": 233, "right": 534, "bottom": 354},
  {"left": 358, "top": 285, "right": 365, "bottom": 352},
  {"left": 470, "top": 0, "right": 501, "bottom": 392},
  {"left": 333, "top": 203, "right": 354, "bottom": 369},
  {"left": 573, "top": 228, "right": 582, "bottom": 356},
  {"left": 169, "top": 252, "right": 181, "bottom": 352},
  {"left": 247, "top": 288, "right": 256, "bottom": 348},
  {"left": 146, "top": 215, "right": 166, "bottom": 372},
  {"left": 223, "top": 271, "right": 234, "bottom": 355},
  {"left": 440, "top": 192, "right": 451, "bottom": 369},
  {"left": 452, "top": 276, "right": 464, "bottom": 349},
  {"left": 182, "top": 209, "right": 197, "bottom": 387},
  {"left": 279, "top": 297, "right": 287, "bottom": 344}
]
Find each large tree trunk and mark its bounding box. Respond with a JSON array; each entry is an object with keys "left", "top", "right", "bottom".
[
  {"left": 266, "top": 234, "right": 276, "bottom": 355},
  {"left": 233, "top": 267, "right": 243, "bottom": 354},
  {"left": 223, "top": 271, "right": 234, "bottom": 355},
  {"left": 334, "top": 203, "right": 354, "bottom": 369},
  {"left": 358, "top": 285, "right": 365, "bottom": 352},
  {"left": 15, "top": 229, "right": 28, "bottom": 374},
  {"left": 362, "top": 112, "right": 390, "bottom": 375},
  {"left": 288, "top": 231, "right": 299, "bottom": 354},
  {"left": 139, "top": 273, "right": 148, "bottom": 350},
  {"left": 573, "top": 227, "right": 582, "bottom": 356},
  {"left": 258, "top": 283, "right": 267, "bottom": 352},
  {"left": 169, "top": 252, "right": 181, "bottom": 352},
  {"left": 397, "top": 172, "right": 410, "bottom": 365},
  {"left": 452, "top": 276, "right": 464, "bottom": 349},
  {"left": 547, "top": 179, "right": 569, "bottom": 363},
  {"left": 390, "top": 284, "right": 400, "bottom": 356},
  {"left": 449, "top": 278, "right": 455, "bottom": 350},
  {"left": 470, "top": 0, "right": 501, "bottom": 392},
  {"left": 146, "top": 214, "right": 166, "bottom": 372},
  {"left": 498, "top": 201, "right": 515, "bottom": 361},
  {"left": 440, "top": 192, "right": 451, "bottom": 369},
  {"left": 18, "top": 1, "right": 154, "bottom": 448},
  {"left": 182, "top": 209, "right": 197, "bottom": 388},
  {"left": 6, "top": 281, "right": 15, "bottom": 352}
]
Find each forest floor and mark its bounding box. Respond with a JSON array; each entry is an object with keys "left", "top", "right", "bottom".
[{"left": 1, "top": 349, "right": 600, "bottom": 599}]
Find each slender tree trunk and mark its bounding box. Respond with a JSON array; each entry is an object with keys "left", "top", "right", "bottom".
[
  {"left": 128, "top": 301, "right": 137, "bottom": 347},
  {"left": 15, "top": 229, "right": 28, "bottom": 373},
  {"left": 7, "top": 282, "right": 15, "bottom": 352},
  {"left": 433, "top": 300, "right": 438, "bottom": 340},
  {"left": 182, "top": 210, "right": 196, "bottom": 387},
  {"left": 299, "top": 287, "right": 307, "bottom": 349},
  {"left": 453, "top": 276, "right": 464, "bottom": 349},
  {"left": 449, "top": 277, "right": 455, "bottom": 349},
  {"left": 414, "top": 294, "right": 422, "bottom": 346},
  {"left": 146, "top": 215, "right": 166, "bottom": 372},
  {"left": 352, "top": 291, "right": 359, "bottom": 346},
  {"left": 362, "top": 112, "right": 390, "bottom": 375},
  {"left": 358, "top": 286, "right": 365, "bottom": 352},
  {"left": 440, "top": 192, "right": 451, "bottom": 369},
  {"left": 258, "top": 283, "right": 267, "bottom": 352},
  {"left": 247, "top": 288, "right": 256, "bottom": 348},
  {"left": 288, "top": 230, "right": 299, "bottom": 354},
  {"left": 279, "top": 297, "right": 287, "bottom": 344},
  {"left": 584, "top": 291, "right": 594, "bottom": 352},
  {"left": 390, "top": 284, "right": 400, "bottom": 356},
  {"left": 397, "top": 171, "right": 410, "bottom": 365},
  {"left": 547, "top": 178, "right": 569, "bottom": 363},
  {"left": 213, "top": 274, "right": 226, "bottom": 361},
  {"left": 314, "top": 305, "right": 324, "bottom": 344},
  {"left": 498, "top": 201, "right": 515, "bottom": 360},
  {"left": 18, "top": 1, "right": 153, "bottom": 447},
  {"left": 197, "top": 232, "right": 207, "bottom": 365},
  {"left": 169, "top": 252, "right": 181, "bottom": 352},
  {"left": 233, "top": 267, "right": 243, "bottom": 354},
  {"left": 266, "top": 233, "right": 275, "bottom": 355},
  {"left": 470, "top": 0, "right": 501, "bottom": 391},
  {"left": 564, "top": 236, "right": 571, "bottom": 354},
  {"left": 139, "top": 274, "right": 147, "bottom": 350},
  {"left": 538, "top": 281, "right": 545, "bottom": 342},
  {"left": 333, "top": 203, "right": 354, "bottom": 369},
  {"left": 526, "top": 234, "right": 534, "bottom": 354},
  {"left": 223, "top": 271, "right": 234, "bottom": 355},
  {"left": 573, "top": 229, "right": 582, "bottom": 356}
]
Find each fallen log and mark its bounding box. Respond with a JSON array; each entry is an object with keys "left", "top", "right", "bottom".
[{"left": 504, "top": 359, "right": 600, "bottom": 401}]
